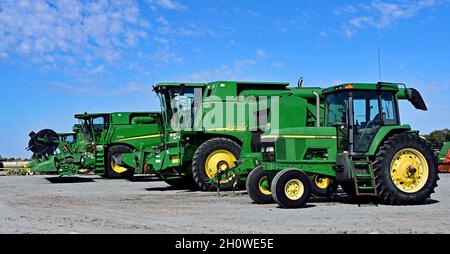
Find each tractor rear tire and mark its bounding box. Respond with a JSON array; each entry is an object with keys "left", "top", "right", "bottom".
[
  {"left": 311, "top": 175, "right": 338, "bottom": 197},
  {"left": 106, "top": 145, "right": 135, "bottom": 179},
  {"left": 246, "top": 166, "right": 274, "bottom": 204},
  {"left": 192, "top": 138, "right": 241, "bottom": 191},
  {"left": 271, "top": 168, "right": 311, "bottom": 209},
  {"left": 373, "top": 133, "right": 439, "bottom": 205}
]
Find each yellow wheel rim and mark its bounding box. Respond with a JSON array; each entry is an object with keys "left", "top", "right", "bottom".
[
  {"left": 78, "top": 168, "right": 89, "bottom": 174},
  {"left": 204, "top": 149, "right": 237, "bottom": 184},
  {"left": 390, "top": 148, "right": 429, "bottom": 193},
  {"left": 284, "top": 179, "right": 304, "bottom": 200},
  {"left": 258, "top": 176, "right": 272, "bottom": 195},
  {"left": 111, "top": 161, "right": 128, "bottom": 174},
  {"left": 314, "top": 176, "right": 331, "bottom": 189}
]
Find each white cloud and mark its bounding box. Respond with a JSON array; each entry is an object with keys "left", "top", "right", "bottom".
[
  {"left": 338, "top": 0, "right": 442, "bottom": 37},
  {"left": 319, "top": 31, "right": 328, "bottom": 37},
  {"left": 0, "top": 0, "right": 148, "bottom": 63},
  {"left": 148, "top": 0, "right": 186, "bottom": 11},
  {"left": 256, "top": 49, "right": 267, "bottom": 58}
]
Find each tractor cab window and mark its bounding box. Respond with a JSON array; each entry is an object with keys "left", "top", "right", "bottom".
[
  {"left": 352, "top": 91, "right": 381, "bottom": 153},
  {"left": 380, "top": 92, "right": 398, "bottom": 125}
]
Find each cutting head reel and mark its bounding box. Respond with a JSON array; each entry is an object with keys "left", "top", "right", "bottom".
[{"left": 27, "top": 129, "right": 59, "bottom": 156}]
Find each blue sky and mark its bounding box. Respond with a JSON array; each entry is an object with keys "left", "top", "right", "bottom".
[{"left": 1, "top": 0, "right": 450, "bottom": 158}]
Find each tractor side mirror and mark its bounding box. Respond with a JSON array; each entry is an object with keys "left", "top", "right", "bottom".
[{"left": 406, "top": 88, "right": 427, "bottom": 111}]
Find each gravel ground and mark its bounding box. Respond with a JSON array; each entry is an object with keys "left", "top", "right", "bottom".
[{"left": 0, "top": 173, "right": 448, "bottom": 234}]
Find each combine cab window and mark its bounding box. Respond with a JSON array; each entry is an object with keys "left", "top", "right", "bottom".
[{"left": 326, "top": 92, "right": 348, "bottom": 127}]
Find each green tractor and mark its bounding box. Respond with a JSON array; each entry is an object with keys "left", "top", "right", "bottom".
[
  {"left": 28, "top": 111, "right": 162, "bottom": 178},
  {"left": 122, "top": 81, "right": 323, "bottom": 190},
  {"left": 246, "top": 82, "right": 439, "bottom": 208}
]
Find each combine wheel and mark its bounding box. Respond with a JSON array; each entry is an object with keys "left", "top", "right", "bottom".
[
  {"left": 192, "top": 138, "right": 241, "bottom": 191},
  {"left": 373, "top": 133, "right": 439, "bottom": 205},
  {"left": 271, "top": 168, "right": 311, "bottom": 208},
  {"left": 246, "top": 166, "right": 274, "bottom": 204},
  {"left": 106, "top": 145, "right": 135, "bottom": 179}
]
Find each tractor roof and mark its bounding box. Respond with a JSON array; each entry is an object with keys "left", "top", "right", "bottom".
[{"left": 323, "top": 82, "right": 402, "bottom": 94}]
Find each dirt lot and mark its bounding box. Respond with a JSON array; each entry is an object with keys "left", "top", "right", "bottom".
[{"left": 0, "top": 173, "right": 449, "bottom": 234}]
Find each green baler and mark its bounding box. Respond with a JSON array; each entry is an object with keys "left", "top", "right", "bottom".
[{"left": 246, "top": 82, "right": 439, "bottom": 208}]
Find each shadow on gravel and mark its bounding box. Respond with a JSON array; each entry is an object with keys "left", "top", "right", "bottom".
[
  {"left": 336, "top": 194, "right": 440, "bottom": 206},
  {"left": 145, "top": 186, "right": 198, "bottom": 192},
  {"left": 45, "top": 177, "right": 95, "bottom": 184},
  {"left": 128, "top": 176, "right": 161, "bottom": 182},
  {"left": 276, "top": 204, "right": 316, "bottom": 209}
]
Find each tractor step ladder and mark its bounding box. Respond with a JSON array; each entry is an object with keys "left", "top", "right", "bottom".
[{"left": 351, "top": 160, "right": 378, "bottom": 197}]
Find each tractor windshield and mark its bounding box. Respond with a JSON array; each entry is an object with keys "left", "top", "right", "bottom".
[{"left": 326, "top": 90, "right": 400, "bottom": 153}]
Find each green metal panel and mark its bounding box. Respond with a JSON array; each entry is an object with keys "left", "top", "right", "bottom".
[{"left": 365, "top": 125, "right": 412, "bottom": 155}]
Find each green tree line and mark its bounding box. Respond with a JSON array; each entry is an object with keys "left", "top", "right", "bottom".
[{"left": 423, "top": 129, "right": 450, "bottom": 149}]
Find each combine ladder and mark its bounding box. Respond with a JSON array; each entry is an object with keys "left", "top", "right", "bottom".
[{"left": 94, "top": 147, "right": 106, "bottom": 175}]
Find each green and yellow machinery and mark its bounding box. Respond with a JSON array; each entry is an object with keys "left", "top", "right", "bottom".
[
  {"left": 122, "top": 81, "right": 324, "bottom": 190},
  {"left": 246, "top": 82, "right": 439, "bottom": 208},
  {"left": 438, "top": 142, "right": 450, "bottom": 173},
  {"left": 28, "top": 111, "right": 162, "bottom": 178}
]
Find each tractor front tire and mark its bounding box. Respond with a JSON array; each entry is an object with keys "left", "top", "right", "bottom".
[
  {"left": 246, "top": 166, "right": 274, "bottom": 204},
  {"left": 373, "top": 133, "right": 439, "bottom": 205},
  {"left": 106, "top": 145, "right": 135, "bottom": 179},
  {"left": 271, "top": 169, "right": 312, "bottom": 209},
  {"left": 192, "top": 138, "right": 241, "bottom": 191}
]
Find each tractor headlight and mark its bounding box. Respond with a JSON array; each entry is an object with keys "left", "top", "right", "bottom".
[{"left": 261, "top": 142, "right": 276, "bottom": 162}]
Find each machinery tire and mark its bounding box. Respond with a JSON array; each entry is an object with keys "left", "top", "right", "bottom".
[
  {"left": 246, "top": 166, "right": 274, "bottom": 204},
  {"left": 311, "top": 175, "right": 338, "bottom": 197},
  {"left": 192, "top": 138, "right": 241, "bottom": 191},
  {"left": 271, "top": 168, "right": 311, "bottom": 209},
  {"left": 373, "top": 133, "right": 439, "bottom": 205},
  {"left": 106, "top": 145, "right": 135, "bottom": 179},
  {"left": 0, "top": 162, "right": 3, "bottom": 169}
]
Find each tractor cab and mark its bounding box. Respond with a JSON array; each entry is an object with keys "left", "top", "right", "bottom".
[{"left": 323, "top": 83, "right": 427, "bottom": 155}]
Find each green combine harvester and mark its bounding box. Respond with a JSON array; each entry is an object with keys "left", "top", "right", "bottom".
[
  {"left": 120, "top": 81, "right": 327, "bottom": 191},
  {"left": 28, "top": 112, "right": 162, "bottom": 178},
  {"left": 245, "top": 82, "right": 439, "bottom": 208}
]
